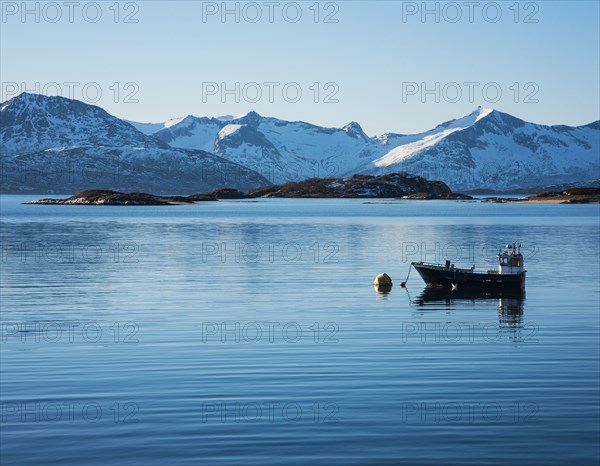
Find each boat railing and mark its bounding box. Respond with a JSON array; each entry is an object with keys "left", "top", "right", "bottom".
[
  {"left": 414, "top": 262, "right": 522, "bottom": 275},
  {"left": 412, "top": 261, "right": 475, "bottom": 273}
]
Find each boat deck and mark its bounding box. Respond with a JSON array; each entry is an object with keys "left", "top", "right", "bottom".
[{"left": 413, "top": 262, "right": 519, "bottom": 275}]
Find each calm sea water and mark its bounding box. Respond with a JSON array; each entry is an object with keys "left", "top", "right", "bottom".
[{"left": 1, "top": 195, "right": 599, "bottom": 466}]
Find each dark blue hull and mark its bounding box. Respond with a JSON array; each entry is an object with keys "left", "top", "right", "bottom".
[{"left": 412, "top": 262, "right": 526, "bottom": 294}]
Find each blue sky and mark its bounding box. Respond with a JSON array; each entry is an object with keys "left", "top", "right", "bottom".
[{"left": 2, "top": 0, "right": 599, "bottom": 135}]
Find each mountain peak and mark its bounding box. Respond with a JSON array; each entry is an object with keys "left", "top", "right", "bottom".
[
  {"left": 472, "top": 106, "right": 495, "bottom": 120},
  {"left": 1, "top": 92, "right": 165, "bottom": 155},
  {"left": 164, "top": 116, "right": 188, "bottom": 128},
  {"left": 2, "top": 92, "right": 105, "bottom": 117},
  {"left": 342, "top": 121, "right": 369, "bottom": 140},
  {"left": 2, "top": 91, "right": 94, "bottom": 108},
  {"left": 459, "top": 106, "right": 496, "bottom": 125},
  {"left": 431, "top": 106, "right": 495, "bottom": 132},
  {"left": 2, "top": 92, "right": 61, "bottom": 110},
  {"left": 230, "top": 111, "right": 263, "bottom": 128},
  {"left": 4, "top": 91, "right": 40, "bottom": 102},
  {"left": 234, "top": 110, "right": 261, "bottom": 119}
]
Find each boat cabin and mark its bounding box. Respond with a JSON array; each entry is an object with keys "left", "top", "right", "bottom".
[{"left": 497, "top": 242, "right": 525, "bottom": 274}]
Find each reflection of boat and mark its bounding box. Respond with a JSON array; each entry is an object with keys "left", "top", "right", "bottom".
[
  {"left": 412, "top": 242, "right": 526, "bottom": 294},
  {"left": 415, "top": 286, "right": 524, "bottom": 303},
  {"left": 498, "top": 298, "right": 524, "bottom": 326},
  {"left": 413, "top": 287, "right": 524, "bottom": 328}
]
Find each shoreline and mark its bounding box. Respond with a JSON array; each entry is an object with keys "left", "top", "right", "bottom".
[
  {"left": 19, "top": 184, "right": 600, "bottom": 206},
  {"left": 22, "top": 195, "right": 600, "bottom": 205}
]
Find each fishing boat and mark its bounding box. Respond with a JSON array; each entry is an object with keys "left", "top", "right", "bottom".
[{"left": 409, "top": 241, "right": 526, "bottom": 294}]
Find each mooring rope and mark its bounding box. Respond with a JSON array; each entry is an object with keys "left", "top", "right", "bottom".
[{"left": 401, "top": 263, "right": 413, "bottom": 288}]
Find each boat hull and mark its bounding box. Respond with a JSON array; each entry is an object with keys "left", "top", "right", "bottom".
[{"left": 412, "top": 262, "right": 526, "bottom": 294}]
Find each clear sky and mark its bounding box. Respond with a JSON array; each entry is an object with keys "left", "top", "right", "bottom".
[{"left": 1, "top": 0, "right": 599, "bottom": 135}]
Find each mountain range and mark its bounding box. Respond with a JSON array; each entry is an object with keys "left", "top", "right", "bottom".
[
  {"left": 1, "top": 93, "right": 598, "bottom": 193},
  {"left": 0, "top": 94, "right": 268, "bottom": 194}
]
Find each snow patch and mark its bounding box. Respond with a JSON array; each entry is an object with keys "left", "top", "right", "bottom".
[
  {"left": 374, "top": 107, "right": 495, "bottom": 167},
  {"left": 218, "top": 124, "right": 244, "bottom": 139},
  {"left": 164, "top": 117, "right": 186, "bottom": 128}
]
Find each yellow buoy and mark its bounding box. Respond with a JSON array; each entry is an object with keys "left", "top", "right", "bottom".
[
  {"left": 373, "top": 273, "right": 393, "bottom": 294},
  {"left": 374, "top": 273, "right": 392, "bottom": 287}
]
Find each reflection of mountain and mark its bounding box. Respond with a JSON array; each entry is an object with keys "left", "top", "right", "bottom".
[{"left": 412, "top": 287, "right": 525, "bottom": 340}]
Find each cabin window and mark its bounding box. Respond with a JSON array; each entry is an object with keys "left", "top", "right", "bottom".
[
  {"left": 500, "top": 257, "right": 510, "bottom": 265},
  {"left": 511, "top": 258, "right": 521, "bottom": 267}
]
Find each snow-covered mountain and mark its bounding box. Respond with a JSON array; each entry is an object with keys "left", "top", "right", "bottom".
[
  {"left": 0, "top": 93, "right": 269, "bottom": 193},
  {"left": 153, "top": 111, "right": 374, "bottom": 183},
  {"left": 4, "top": 93, "right": 598, "bottom": 193},
  {"left": 143, "top": 106, "right": 600, "bottom": 190},
  {"left": 1, "top": 93, "right": 165, "bottom": 155},
  {"left": 154, "top": 115, "right": 224, "bottom": 152},
  {"left": 214, "top": 123, "right": 284, "bottom": 176},
  {"left": 361, "top": 107, "right": 600, "bottom": 190}
]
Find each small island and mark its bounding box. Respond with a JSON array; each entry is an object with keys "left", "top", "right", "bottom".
[
  {"left": 25, "top": 175, "right": 599, "bottom": 206},
  {"left": 26, "top": 173, "right": 471, "bottom": 205},
  {"left": 247, "top": 173, "right": 472, "bottom": 199},
  {"left": 25, "top": 188, "right": 248, "bottom": 205},
  {"left": 484, "top": 187, "right": 600, "bottom": 204}
]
